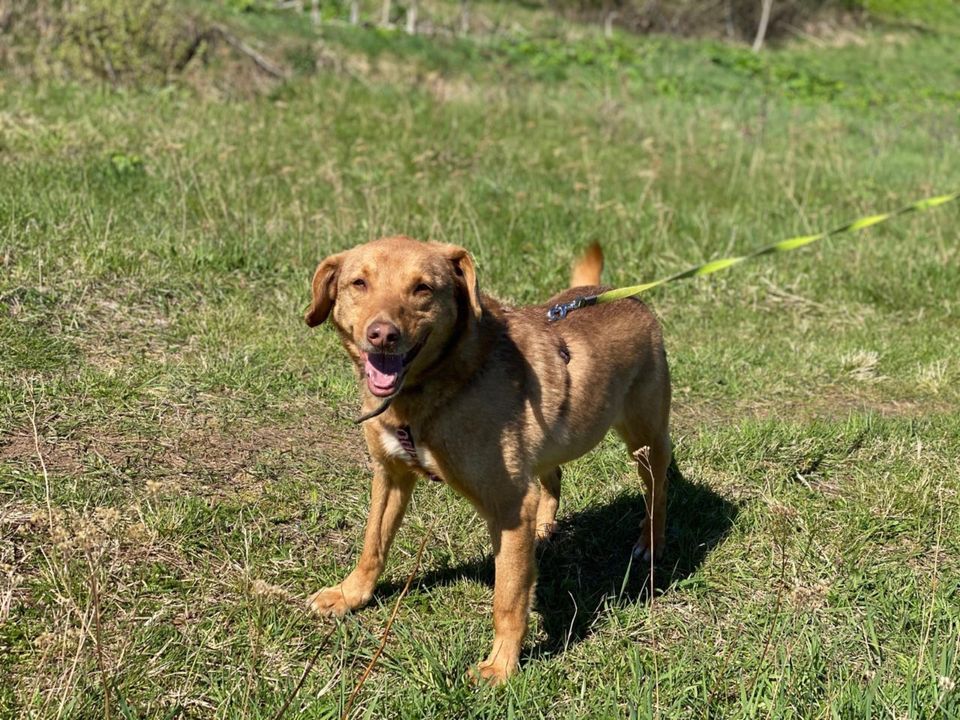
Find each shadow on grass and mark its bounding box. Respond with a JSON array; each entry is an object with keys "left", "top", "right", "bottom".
[
  {"left": 532, "top": 459, "right": 738, "bottom": 654},
  {"left": 384, "top": 458, "right": 738, "bottom": 655}
]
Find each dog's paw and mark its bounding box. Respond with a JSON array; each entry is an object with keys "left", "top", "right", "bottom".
[
  {"left": 632, "top": 536, "right": 664, "bottom": 564},
  {"left": 469, "top": 658, "right": 515, "bottom": 686},
  {"left": 535, "top": 522, "right": 558, "bottom": 542},
  {"left": 306, "top": 584, "right": 369, "bottom": 617}
]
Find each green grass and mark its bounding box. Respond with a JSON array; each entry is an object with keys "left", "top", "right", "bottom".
[{"left": 2, "top": 8, "right": 960, "bottom": 719}]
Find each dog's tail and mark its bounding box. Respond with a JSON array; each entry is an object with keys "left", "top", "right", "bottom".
[{"left": 570, "top": 241, "right": 603, "bottom": 287}]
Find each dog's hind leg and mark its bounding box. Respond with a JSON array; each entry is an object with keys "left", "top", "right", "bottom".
[
  {"left": 536, "top": 467, "right": 561, "bottom": 541},
  {"left": 615, "top": 423, "right": 670, "bottom": 563}
]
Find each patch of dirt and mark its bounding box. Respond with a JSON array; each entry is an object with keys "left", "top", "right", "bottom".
[
  {"left": 0, "top": 431, "right": 92, "bottom": 476},
  {"left": 3, "top": 276, "right": 371, "bottom": 502},
  {"left": 76, "top": 294, "right": 197, "bottom": 371},
  {"left": 0, "top": 404, "right": 368, "bottom": 624},
  {"left": 0, "top": 408, "right": 367, "bottom": 497}
]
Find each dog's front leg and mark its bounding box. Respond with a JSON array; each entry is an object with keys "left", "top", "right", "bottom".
[
  {"left": 308, "top": 466, "right": 416, "bottom": 616},
  {"left": 474, "top": 487, "right": 539, "bottom": 684}
]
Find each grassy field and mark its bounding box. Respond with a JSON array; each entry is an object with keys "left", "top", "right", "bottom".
[{"left": 2, "top": 4, "right": 960, "bottom": 718}]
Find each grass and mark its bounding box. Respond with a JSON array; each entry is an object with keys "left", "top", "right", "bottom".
[{"left": 2, "top": 5, "right": 960, "bottom": 718}]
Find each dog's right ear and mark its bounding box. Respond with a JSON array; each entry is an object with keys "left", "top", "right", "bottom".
[
  {"left": 444, "top": 246, "right": 482, "bottom": 322},
  {"left": 304, "top": 253, "right": 344, "bottom": 327}
]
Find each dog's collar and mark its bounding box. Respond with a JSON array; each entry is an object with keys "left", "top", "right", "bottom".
[{"left": 395, "top": 425, "right": 443, "bottom": 483}]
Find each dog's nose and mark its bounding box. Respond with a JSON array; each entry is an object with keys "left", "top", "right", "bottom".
[{"left": 366, "top": 321, "right": 400, "bottom": 350}]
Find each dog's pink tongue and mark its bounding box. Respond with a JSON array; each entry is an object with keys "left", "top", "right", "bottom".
[{"left": 365, "top": 353, "right": 403, "bottom": 397}]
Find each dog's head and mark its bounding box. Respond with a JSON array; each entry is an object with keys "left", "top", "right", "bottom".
[{"left": 304, "top": 236, "right": 482, "bottom": 398}]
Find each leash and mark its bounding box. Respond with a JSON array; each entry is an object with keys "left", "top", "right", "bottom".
[
  {"left": 354, "top": 389, "right": 400, "bottom": 424},
  {"left": 547, "top": 191, "right": 959, "bottom": 321}
]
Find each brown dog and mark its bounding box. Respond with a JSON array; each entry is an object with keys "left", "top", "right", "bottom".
[{"left": 304, "top": 236, "right": 670, "bottom": 683}]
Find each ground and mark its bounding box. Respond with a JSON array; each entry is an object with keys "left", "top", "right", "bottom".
[{"left": 1, "top": 2, "right": 959, "bottom": 717}]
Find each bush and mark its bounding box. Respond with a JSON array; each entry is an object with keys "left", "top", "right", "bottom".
[{"left": 0, "top": 0, "right": 203, "bottom": 84}]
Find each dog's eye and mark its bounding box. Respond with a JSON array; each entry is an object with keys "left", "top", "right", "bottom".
[
  {"left": 414, "top": 283, "right": 433, "bottom": 295},
  {"left": 351, "top": 278, "right": 367, "bottom": 290}
]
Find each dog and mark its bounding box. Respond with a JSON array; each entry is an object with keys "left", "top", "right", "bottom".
[{"left": 303, "top": 236, "right": 671, "bottom": 683}]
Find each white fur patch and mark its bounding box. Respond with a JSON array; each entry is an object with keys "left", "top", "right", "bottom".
[
  {"left": 379, "top": 429, "right": 407, "bottom": 460},
  {"left": 378, "top": 428, "right": 440, "bottom": 476},
  {"left": 417, "top": 445, "right": 438, "bottom": 473}
]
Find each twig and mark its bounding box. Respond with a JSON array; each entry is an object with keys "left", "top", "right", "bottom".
[
  {"left": 745, "top": 521, "right": 811, "bottom": 702},
  {"left": 88, "top": 550, "right": 112, "bottom": 720},
  {"left": 603, "top": 10, "right": 619, "bottom": 38},
  {"left": 26, "top": 383, "right": 53, "bottom": 526},
  {"left": 634, "top": 447, "right": 660, "bottom": 718},
  {"left": 174, "top": 24, "right": 289, "bottom": 79},
  {"left": 752, "top": 0, "right": 773, "bottom": 52},
  {"left": 916, "top": 478, "right": 945, "bottom": 677},
  {"left": 405, "top": 0, "right": 418, "bottom": 35},
  {"left": 210, "top": 24, "right": 290, "bottom": 79},
  {"left": 340, "top": 522, "right": 434, "bottom": 720},
  {"left": 272, "top": 624, "right": 338, "bottom": 720},
  {"left": 705, "top": 621, "right": 745, "bottom": 714},
  {"left": 458, "top": 0, "right": 469, "bottom": 35},
  {"left": 649, "top": 468, "right": 659, "bottom": 719},
  {"left": 173, "top": 28, "right": 213, "bottom": 72},
  {"left": 53, "top": 565, "right": 93, "bottom": 719},
  {"left": 89, "top": 32, "right": 119, "bottom": 85},
  {"left": 750, "top": 539, "right": 787, "bottom": 695}
]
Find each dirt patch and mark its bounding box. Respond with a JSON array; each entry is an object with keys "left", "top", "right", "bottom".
[
  {"left": 0, "top": 408, "right": 367, "bottom": 496},
  {"left": 74, "top": 293, "right": 197, "bottom": 372},
  {"left": 155, "top": 413, "right": 368, "bottom": 494},
  {"left": 0, "top": 430, "right": 94, "bottom": 476}
]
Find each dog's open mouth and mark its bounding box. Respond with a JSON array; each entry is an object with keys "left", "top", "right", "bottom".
[{"left": 361, "top": 342, "right": 424, "bottom": 397}]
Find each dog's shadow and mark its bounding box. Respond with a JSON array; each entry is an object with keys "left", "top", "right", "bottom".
[{"left": 398, "top": 459, "right": 738, "bottom": 655}]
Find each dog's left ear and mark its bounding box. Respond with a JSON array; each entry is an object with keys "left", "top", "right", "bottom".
[
  {"left": 445, "top": 246, "right": 482, "bottom": 321},
  {"left": 304, "top": 252, "right": 345, "bottom": 327}
]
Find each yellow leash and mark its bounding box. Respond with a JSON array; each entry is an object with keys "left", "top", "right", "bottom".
[{"left": 547, "top": 191, "right": 960, "bottom": 321}]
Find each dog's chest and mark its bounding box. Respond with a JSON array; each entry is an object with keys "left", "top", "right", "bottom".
[{"left": 379, "top": 427, "right": 443, "bottom": 482}]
